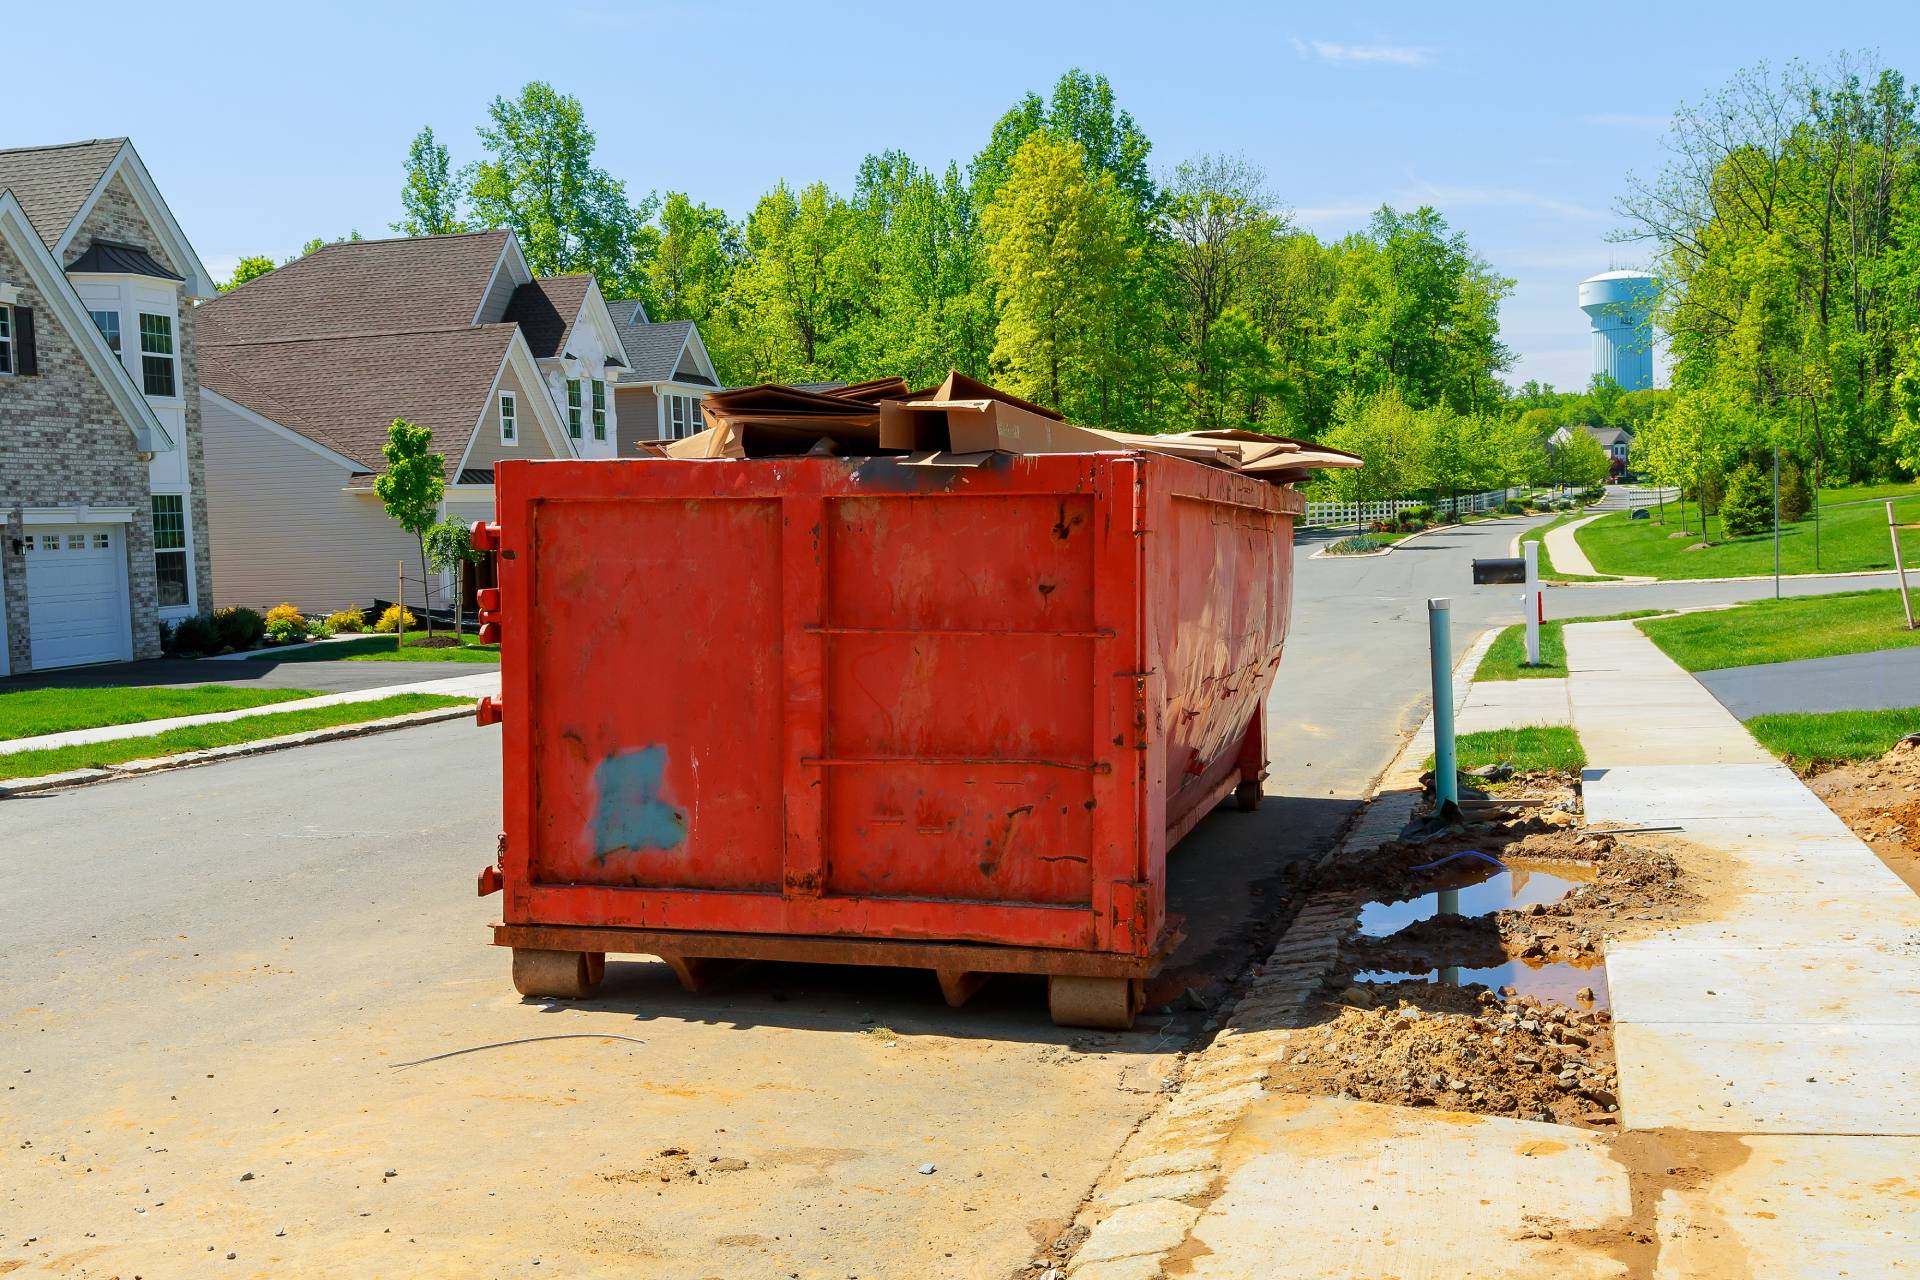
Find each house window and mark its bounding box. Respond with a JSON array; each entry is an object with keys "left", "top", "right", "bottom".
[
  {"left": 139, "top": 313, "right": 176, "bottom": 397},
  {"left": 668, "top": 393, "right": 687, "bottom": 439},
  {"left": 567, "top": 379, "right": 582, "bottom": 439},
  {"left": 151, "top": 494, "right": 189, "bottom": 607},
  {"left": 591, "top": 379, "right": 607, "bottom": 441},
  {"left": 0, "top": 305, "right": 11, "bottom": 375},
  {"left": 500, "top": 392, "right": 517, "bottom": 444},
  {"left": 91, "top": 309, "right": 121, "bottom": 355}
]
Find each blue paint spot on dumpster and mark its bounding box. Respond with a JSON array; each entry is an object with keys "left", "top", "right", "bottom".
[{"left": 593, "top": 746, "right": 688, "bottom": 860}]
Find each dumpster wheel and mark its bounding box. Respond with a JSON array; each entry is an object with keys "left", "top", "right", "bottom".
[
  {"left": 1234, "top": 780, "right": 1263, "bottom": 812},
  {"left": 1048, "top": 976, "right": 1144, "bottom": 1030},
  {"left": 512, "top": 948, "right": 606, "bottom": 999}
]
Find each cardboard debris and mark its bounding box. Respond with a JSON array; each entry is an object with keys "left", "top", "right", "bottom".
[{"left": 663, "top": 371, "right": 1361, "bottom": 482}]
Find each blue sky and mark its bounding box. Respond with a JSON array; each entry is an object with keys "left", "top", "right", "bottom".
[{"left": 10, "top": 1, "right": 1916, "bottom": 392}]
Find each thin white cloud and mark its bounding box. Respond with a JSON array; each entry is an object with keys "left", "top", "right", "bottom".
[
  {"left": 1405, "top": 176, "right": 1607, "bottom": 221},
  {"left": 1289, "top": 36, "right": 1432, "bottom": 67}
]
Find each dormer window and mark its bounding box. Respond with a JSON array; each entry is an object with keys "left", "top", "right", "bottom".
[
  {"left": 139, "top": 312, "right": 176, "bottom": 397},
  {"left": 566, "top": 379, "right": 582, "bottom": 439}
]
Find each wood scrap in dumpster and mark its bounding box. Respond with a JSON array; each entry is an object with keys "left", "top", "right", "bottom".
[{"left": 663, "top": 370, "right": 1362, "bottom": 482}]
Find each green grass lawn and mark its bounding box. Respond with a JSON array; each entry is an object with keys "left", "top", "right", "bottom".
[
  {"left": 1575, "top": 483, "right": 1920, "bottom": 580},
  {"left": 0, "top": 693, "right": 471, "bottom": 781},
  {"left": 251, "top": 631, "right": 500, "bottom": 663},
  {"left": 1426, "top": 726, "right": 1587, "bottom": 774},
  {"left": 1475, "top": 611, "right": 1668, "bottom": 681},
  {"left": 1637, "top": 589, "right": 1920, "bottom": 672},
  {"left": 0, "top": 684, "right": 315, "bottom": 741},
  {"left": 1746, "top": 706, "right": 1920, "bottom": 771}
]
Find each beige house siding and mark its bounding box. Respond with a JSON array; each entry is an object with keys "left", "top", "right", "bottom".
[
  {"left": 200, "top": 393, "right": 418, "bottom": 614},
  {"left": 615, "top": 385, "right": 659, "bottom": 452},
  {"left": 463, "top": 358, "right": 560, "bottom": 473}
]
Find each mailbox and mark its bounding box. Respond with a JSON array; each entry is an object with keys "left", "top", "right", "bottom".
[{"left": 1471, "top": 556, "right": 1527, "bottom": 585}]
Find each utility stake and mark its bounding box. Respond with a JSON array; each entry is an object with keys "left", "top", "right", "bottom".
[
  {"left": 1429, "top": 598, "right": 1459, "bottom": 820},
  {"left": 1523, "top": 541, "right": 1541, "bottom": 666},
  {"left": 1892, "top": 501, "right": 1916, "bottom": 631}
]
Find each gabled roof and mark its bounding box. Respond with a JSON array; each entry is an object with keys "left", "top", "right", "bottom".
[
  {"left": 199, "top": 230, "right": 514, "bottom": 341},
  {"left": 65, "top": 238, "right": 182, "bottom": 281},
  {"left": 502, "top": 275, "right": 591, "bottom": 358},
  {"left": 606, "top": 304, "right": 698, "bottom": 383},
  {"left": 0, "top": 188, "right": 172, "bottom": 453},
  {"left": 200, "top": 325, "right": 518, "bottom": 478},
  {"left": 0, "top": 138, "right": 123, "bottom": 250}
]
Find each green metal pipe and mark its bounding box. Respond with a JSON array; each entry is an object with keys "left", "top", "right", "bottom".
[{"left": 1429, "top": 597, "right": 1457, "bottom": 811}]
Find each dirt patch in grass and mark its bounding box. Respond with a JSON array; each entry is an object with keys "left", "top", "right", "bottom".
[{"left": 1804, "top": 735, "right": 1920, "bottom": 893}]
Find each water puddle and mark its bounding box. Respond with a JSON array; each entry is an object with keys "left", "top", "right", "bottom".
[
  {"left": 1356, "top": 963, "right": 1609, "bottom": 1011},
  {"left": 1355, "top": 859, "right": 1592, "bottom": 938}
]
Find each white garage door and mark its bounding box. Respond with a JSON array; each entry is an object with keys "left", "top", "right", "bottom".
[{"left": 25, "top": 526, "right": 133, "bottom": 668}]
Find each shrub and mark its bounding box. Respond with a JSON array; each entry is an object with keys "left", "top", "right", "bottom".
[
  {"left": 1502, "top": 498, "right": 1527, "bottom": 514},
  {"left": 374, "top": 604, "right": 416, "bottom": 634},
  {"left": 1780, "top": 460, "right": 1812, "bottom": 522},
  {"left": 1328, "top": 534, "right": 1390, "bottom": 555},
  {"left": 264, "top": 616, "right": 308, "bottom": 645},
  {"left": 325, "top": 607, "right": 367, "bottom": 634},
  {"left": 170, "top": 613, "right": 220, "bottom": 657},
  {"left": 264, "top": 602, "right": 304, "bottom": 628},
  {"left": 1720, "top": 462, "right": 1775, "bottom": 537},
  {"left": 213, "top": 606, "right": 265, "bottom": 651},
  {"left": 1399, "top": 503, "right": 1434, "bottom": 522}
]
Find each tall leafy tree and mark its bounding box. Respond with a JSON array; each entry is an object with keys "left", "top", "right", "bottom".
[
  {"left": 373, "top": 420, "right": 446, "bottom": 641},
  {"left": 982, "top": 134, "right": 1129, "bottom": 415},
  {"left": 466, "top": 82, "right": 650, "bottom": 291},
  {"left": 393, "top": 126, "right": 468, "bottom": 237},
  {"left": 219, "top": 255, "right": 277, "bottom": 292}
]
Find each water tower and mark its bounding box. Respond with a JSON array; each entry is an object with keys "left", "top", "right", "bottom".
[{"left": 1579, "top": 270, "right": 1658, "bottom": 391}]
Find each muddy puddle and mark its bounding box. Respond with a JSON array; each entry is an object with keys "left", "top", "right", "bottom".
[{"left": 1355, "top": 857, "right": 1593, "bottom": 936}]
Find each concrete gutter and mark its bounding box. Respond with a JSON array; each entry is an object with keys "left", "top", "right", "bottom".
[{"left": 0, "top": 703, "right": 478, "bottom": 798}]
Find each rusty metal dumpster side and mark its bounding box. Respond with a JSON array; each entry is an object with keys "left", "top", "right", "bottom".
[{"left": 484, "top": 450, "right": 1298, "bottom": 1012}]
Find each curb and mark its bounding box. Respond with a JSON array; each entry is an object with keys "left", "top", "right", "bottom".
[
  {"left": 0, "top": 704, "right": 476, "bottom": 798},
  {"left": 1050, "top": 629, "right": 1496, "bottom": 1279},
  {"left": 1309, "top": 511, "right": 1540, "bottom": 561}
]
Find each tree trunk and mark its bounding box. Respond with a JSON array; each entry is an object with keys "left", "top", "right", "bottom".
[{"left": 418, "top": 538, "right": 434, "bottom": 641}]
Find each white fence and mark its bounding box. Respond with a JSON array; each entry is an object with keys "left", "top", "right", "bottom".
[{"left": 1302, "top": 488, "right": 1513, "bottom": 528}]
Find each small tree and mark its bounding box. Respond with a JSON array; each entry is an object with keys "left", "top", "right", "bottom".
[
  {"left": 1720, "top": 462, "right": 1774, "bottom": 537},
  {"left": 373, "top": 419, "right": 445, "bottom": 641},
  {"left": 425, "top": 519, "right": 483, "bottom": 638},
  {"left": 1779, "top": 458, "right": 1812, "bottom": 522}
]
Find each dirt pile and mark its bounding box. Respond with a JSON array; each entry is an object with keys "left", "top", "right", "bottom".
[
  {"left": 1805, "top": 735, "right": 1920, "bottom": 893},
  {"left": 1279, "top": 990, "right": 1618, "bottom": 1128}
]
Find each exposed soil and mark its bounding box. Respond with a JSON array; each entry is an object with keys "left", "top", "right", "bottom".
[
  {"left": 1805, "top": 736, "right": 1920, "bottom": 894},
  {"left": 1281, "top": 990, "right": 1619, "bottom": 1128},
  {"left": 404, "top": 636, "right": 463, "bottom": 649},
  {"left": 1274, "top": 774, "right": 1698, "bottom": 1132}
]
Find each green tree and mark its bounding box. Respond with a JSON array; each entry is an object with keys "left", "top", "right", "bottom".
[
  {"left": 293, "top": 230, "right": 363, "bottom": 262},
  {"left": 1720, "top": 462, "right": 1775, "bottom": 536},
  {"left": 466, "top": 82, "right": 650, "bottom": 290},
  {"left": 373, "top": 419, "right": 446, "bottom": 642},
  {"left": 644, "top": 192, "right": 739, "bottom": 323},
  {"left": 393, "top": 126, "right": 468, "bottom": 237},
  {"left": 424, "top": 519, "right": 483, "bottom": 638},
  {"left": 1779, "top": 457, "right": 1812, "bottom": 521},
  {"left": 1551, "top": 429, "right": 1613, "bottom": 492},
  {"left": 219, "top": 256, "right": 277, "bottom": 292},
  {"left": 982, "top": 134, "right": 1129, "bottom": 415}
]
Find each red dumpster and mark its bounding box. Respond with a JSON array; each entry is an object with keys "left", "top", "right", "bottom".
[{"left": 479, "top": 449, "right": 1303, "bottom": 1027}]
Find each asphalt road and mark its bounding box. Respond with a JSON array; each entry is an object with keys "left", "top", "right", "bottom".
[
  {"left": 0, "top": 652, "right": 494, "bottom": 694},
  {"left": 1, "top": 512, "right": 1884, "bottom": 1277},
  {"left": 1698, "top": 646, "right": 1920, "bottom": 719}
]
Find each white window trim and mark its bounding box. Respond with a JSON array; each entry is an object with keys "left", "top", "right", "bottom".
[
  {"left": 0, "top": 302, "right": 12, "bottom": 376},
  {"left": 138, "top": 310, "right": 179, "bottom": 400},
  {"left": 500, "top": 391, "right": 518, "bottom": 445},
  {"left": 590, "top": 379, "right": 607, "bottom": 441},
  {"left": 150, "top": 491, "right": 197, "bottom": 617},
  {"left": 566, "top": 378, "right": 583, "bottom": 439}
]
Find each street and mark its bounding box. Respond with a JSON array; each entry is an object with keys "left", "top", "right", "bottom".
[{"left": 1, "top": 515, "right": 1895, "bottom": 1278}]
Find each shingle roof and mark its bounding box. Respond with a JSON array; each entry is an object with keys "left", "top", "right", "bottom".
[
  {"left": 0, "top": 138, "right": 124, "bottom": 246},
  {"left": 502, "top": 275, "right": 590, "bottom": 358},
  {"left": 198, "top": 230, "right": 513, "bottom": 342},
  {"left": 605, "top": 303, "right": 696, "bottom": 383},
  {"left": 201, "top": 325, "right": 516, "bottom": 478}
]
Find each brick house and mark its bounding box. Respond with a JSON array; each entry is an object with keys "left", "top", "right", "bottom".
[{"left": 0, "top": 139, "right": 217, "bottom": 674}]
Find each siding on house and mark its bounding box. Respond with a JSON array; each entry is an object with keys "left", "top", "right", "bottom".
[
  {"left": 614, "top": 385, "right": 660, "bottom": 452},
  {"left": 463, "top": 358, "right": 561, "bottom": 474},
  {"left": 200, "top": 393, "right": 417, "bottom": 613}
]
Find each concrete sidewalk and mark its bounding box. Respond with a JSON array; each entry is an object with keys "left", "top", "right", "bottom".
[
  {"left": 1543, "top": 512, "right": 1605, "bottom": 575},
  {"left": 0, "top": 672, "right": 497, "bottom": 756}
]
